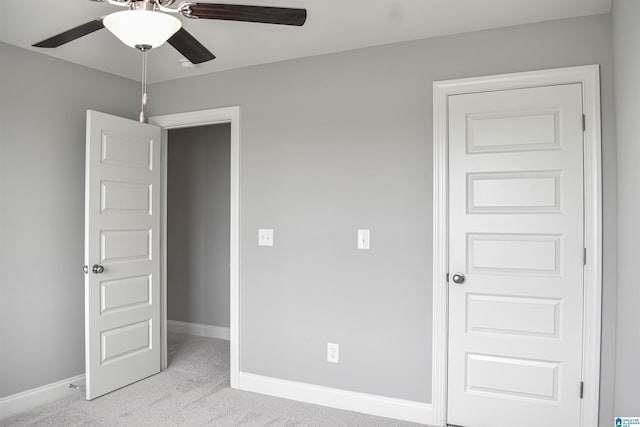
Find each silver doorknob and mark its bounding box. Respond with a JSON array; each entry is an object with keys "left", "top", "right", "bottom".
[
  {"left": 451, "top": 273, "right": 465, "bottom": 284},
  {"left": 92, "top": 264, "right": 105, "bottom": 274}
]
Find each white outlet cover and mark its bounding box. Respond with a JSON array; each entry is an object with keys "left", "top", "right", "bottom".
[
  {"left": 327, "top": 343, "right": 339, "bottom": 363},
  {"left": 258, "top": 228, "right": 274, "bottom": 246}
]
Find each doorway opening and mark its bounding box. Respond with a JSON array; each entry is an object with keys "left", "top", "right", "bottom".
[
  {"left": 151, "top": 106, "right": 241, "bottom": 389},
  {"left": 166, "top": 123, "right": 231, "bottom": 377}
]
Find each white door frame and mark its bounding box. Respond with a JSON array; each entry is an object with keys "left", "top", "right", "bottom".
[
  {"left": 149, "top": 107, "right": 241, "bottom": 388},
  {"left": 431, "top": 65, "right": 602, "bottom": 427}
]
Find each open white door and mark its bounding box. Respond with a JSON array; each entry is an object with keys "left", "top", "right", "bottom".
[{"left": 84, "top": 110, "right": 161, "bottom": 400}]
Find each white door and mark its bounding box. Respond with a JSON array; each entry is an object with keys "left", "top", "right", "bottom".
[
  {"left": 84, "top": 110, "right": 161, "bottom": 400},
  {"left": 447, "top": 84, "right": 585, "bottom": 427}
]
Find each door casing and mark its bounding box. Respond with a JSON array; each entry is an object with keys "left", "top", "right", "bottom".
[
  {"left": 149, "top": 107, "right": 241, "bottom": 388},
  {"left": 431, "top": 65, "right": 602, "bottom": 427}
]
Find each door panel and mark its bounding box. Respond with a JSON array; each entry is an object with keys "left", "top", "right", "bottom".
[
  {"left": 100, "top": 275, "right": 152, "bottom": 314},
  {"left": 100, "top": 130, "right": 153, "bottom": 170},
  {"left": 100, "top": 229, "right": 152, "bottom": 263},
  {"left": 466, "top": 294, "right": 560, "bottom": 337},
  {"left": 100, "top": 320, "right": 152, "bottom": 364},
  {"left": 466, "top": 109, "right": 561, "bottom": 153},
  {"left": 447, "top": 84, "right": 584, "bottom": 427},
  {"left": 100, "top": 181, "right": 152, "bottom": 214},
  {"left": 467, "top": 170, "right": 561, "bottom": 213},
  {"left": 465, "top": 353, "right": 559, "bottom": 400},
  {"left": 85, "top": 110, "right": 161, "bottom": 400},
  {"left": 467, "top": 233, "right": 561, "bottom": 275}
]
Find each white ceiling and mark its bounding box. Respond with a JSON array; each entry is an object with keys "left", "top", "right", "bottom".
[{"left": 0, "top": 0, "right": 611, "bottom": 83}]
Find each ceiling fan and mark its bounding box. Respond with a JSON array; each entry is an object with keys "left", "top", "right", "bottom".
[{"left": 32, "top": 0, "right": 308, "bottom": 64}]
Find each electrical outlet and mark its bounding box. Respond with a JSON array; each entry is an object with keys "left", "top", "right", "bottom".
[{"left": 327, "top": 343, "right": 339, "bottom": 363}]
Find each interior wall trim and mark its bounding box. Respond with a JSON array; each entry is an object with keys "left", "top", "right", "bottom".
[
  {"left": 167, "top": 320, "right": 230, "bottom": 340},
  {"left": 431, "top": 64, "right": 603, "bottom": 427},
  {"left": 0, "top": 374, "right": 86, "bottom": 420},
  {"left": 238, "top": 372, "right": 433, "bottom": 425}
]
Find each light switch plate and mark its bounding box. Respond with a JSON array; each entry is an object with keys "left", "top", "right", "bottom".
[
  {"left": 258, "top": 228, "right": 274, "bottom": 246},
  {"left": 357, "top": 229, "right": 370, "bottom": 250},
  {"left": 327, "top": 343, "right": 339, "bottom": 363}
]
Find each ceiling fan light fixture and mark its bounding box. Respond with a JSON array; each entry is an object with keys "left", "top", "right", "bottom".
[{"left": 103, "top": 10, "right": 181, "bottom": 49}]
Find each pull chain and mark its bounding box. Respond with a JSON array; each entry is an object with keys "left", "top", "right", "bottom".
[{"left": 137, "top": 44, "right": 151, "bottom": 123}]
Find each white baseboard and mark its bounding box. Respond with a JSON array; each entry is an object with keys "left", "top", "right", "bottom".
[
  {"left": 238, "top": 372, "right": 433, "bottom": 425},
  {"left": 0, "top": 374, "right": 85, "bottom": 420},
  {"left": 167, "top": 320, "right": 230, "bottom": 340},
  {"left": 0, "top": 370, "right": 431, "bottom": 424}
]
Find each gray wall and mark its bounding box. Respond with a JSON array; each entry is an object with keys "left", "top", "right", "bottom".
[
  {"left": 149, "top": 14, "right": 616, "bottom": 407},
  {"left": 612, "top": 0, "right": 640, "bottom": 415},
  {"left": 0, "top": 42, "right": 140, "bottom": 398},
  {"left": 167, "top": 124, "right": 231, "bottom": 328}
]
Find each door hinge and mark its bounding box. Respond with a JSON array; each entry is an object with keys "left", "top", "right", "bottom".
[
  {"left": 580, "top": 381, "right": 584, "bottom": 399},
  {"left": 582, "top": 114, "right": 586, "bottom": 131},
  {"left": 583, "top": 248, "right": 587, "bottom": 266}
]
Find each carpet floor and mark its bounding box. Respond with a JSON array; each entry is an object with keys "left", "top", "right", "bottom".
[{"left": 1, "top": 333, "right": 425, "bottom": 426}]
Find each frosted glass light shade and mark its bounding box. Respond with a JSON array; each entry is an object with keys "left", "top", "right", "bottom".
[{"left": 104, "top": 10, "right": 181, "bottom": 49}]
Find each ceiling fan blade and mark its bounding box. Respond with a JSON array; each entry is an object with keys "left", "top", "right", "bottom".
[
  {"left": 168, "top": 28, "right": 216, "bottom": 64},
  {"left": 188, "top": 3, "right": 307, "bottom": 26},
  {"left": 33, "top": 19, "right": 105, "bottom": 48}
]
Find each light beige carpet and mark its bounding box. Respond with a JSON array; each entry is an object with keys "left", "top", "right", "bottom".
[{"left": 1, "top": 333, "right": 426, "bottom": 426}]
